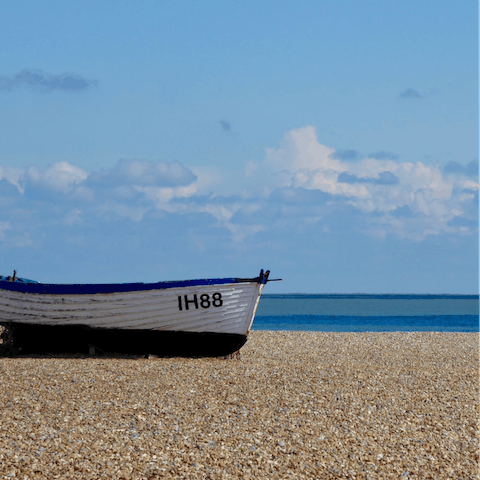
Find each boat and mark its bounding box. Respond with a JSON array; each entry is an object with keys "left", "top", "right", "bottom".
[{"left": 0, "top": 269, "right": 274, "bottom": 357}]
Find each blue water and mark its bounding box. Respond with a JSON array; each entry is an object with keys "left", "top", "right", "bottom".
[{"left": 253, "top": 294, "right": 479, "bottom": 332}]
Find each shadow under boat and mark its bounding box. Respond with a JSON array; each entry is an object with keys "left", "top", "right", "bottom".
[{"left": 0, "top": 322, "right": 247, "bottom": 358}]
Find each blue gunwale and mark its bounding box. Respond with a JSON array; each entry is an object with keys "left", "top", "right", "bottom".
[{"left": 0, "top": 274, "right": 268, "bottom": 295}]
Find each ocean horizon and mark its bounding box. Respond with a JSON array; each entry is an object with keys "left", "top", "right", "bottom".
[{"left": 253, "top": 293, "right": 479, "bottom": 332}]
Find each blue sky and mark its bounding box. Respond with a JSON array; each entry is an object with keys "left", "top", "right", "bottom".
[{"left": 0, "top": 0, "right": 478, "bottom": 292}]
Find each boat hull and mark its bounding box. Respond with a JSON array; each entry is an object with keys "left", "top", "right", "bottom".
[{"left": 0, "top": 272, "right": 269, "bottom": 356}]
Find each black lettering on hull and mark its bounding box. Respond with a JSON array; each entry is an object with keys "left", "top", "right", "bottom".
[{"left": 177, "top": 292, "right": 223, "bottom": 311}]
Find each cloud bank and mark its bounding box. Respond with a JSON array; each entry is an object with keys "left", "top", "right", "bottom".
[
  {"left": 0, "top": 127, "right": 477, "bottom": 289},
  {"left": 0, "top": 127, "right": 477, "bottom": 244},
  {"left": 0, "top": 69, "right": 98, "bottom": 92},
  {"left": 243, "top": 127, "right": 478, "bottom": 241}
]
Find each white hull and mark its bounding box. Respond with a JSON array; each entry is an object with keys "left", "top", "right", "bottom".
[{"left": 0, "top": 281, "right": 265, "bottom": 336}]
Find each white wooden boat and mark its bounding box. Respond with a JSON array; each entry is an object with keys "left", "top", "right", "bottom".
[{"left": 0, "top": 270, "right": 273, "bottom": 357}]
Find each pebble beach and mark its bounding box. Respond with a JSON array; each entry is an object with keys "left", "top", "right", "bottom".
[{"left": 0, "top": 331, "right": 478, "bottom": 479}]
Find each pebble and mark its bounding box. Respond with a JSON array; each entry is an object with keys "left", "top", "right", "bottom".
[{"left": 0, "top": 331, "right": 478, "bottom": 478}]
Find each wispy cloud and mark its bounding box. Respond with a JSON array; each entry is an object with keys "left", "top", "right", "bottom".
[
  {"left": 0, "top": 69, "right": 98, "bottom": 93},
  {"left": 398, "top": 88, "right": 422, "bottom": 99},
  {"left": 88, "top": 159, "right": 196, "bottom": 188}
]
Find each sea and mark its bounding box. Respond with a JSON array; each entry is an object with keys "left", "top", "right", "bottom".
[{"left": 253, "top": 294, "right": 479, "bottom": 332}]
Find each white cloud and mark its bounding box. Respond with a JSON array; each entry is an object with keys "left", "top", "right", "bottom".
[
  {"left": 266, "top": 126, "right": 338, "bottom": 173},
  {"left": 190, "top": 166, "right": 225, "bottom": 193},
  {"left": 257, "top": 126, "right": 478, "bottom": 240},
  {"left": 22, "top": 161, "right": 88, "bottom": 193},
  {"left": 0, "top": 127, "right": 477, "bottom": 247},
  {"left": 88, "top": 159, "right": 196, "bottom": 188},
  {"left": 455, "top": 179, "right": 478, "bottom": 191},
  {"left": 0, "top": 166, "right": 23, "bottom": 192}
]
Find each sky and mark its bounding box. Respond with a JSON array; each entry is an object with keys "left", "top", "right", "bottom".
[{"left": 0, "top": 0, "right": 478, "bottom": 293}]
